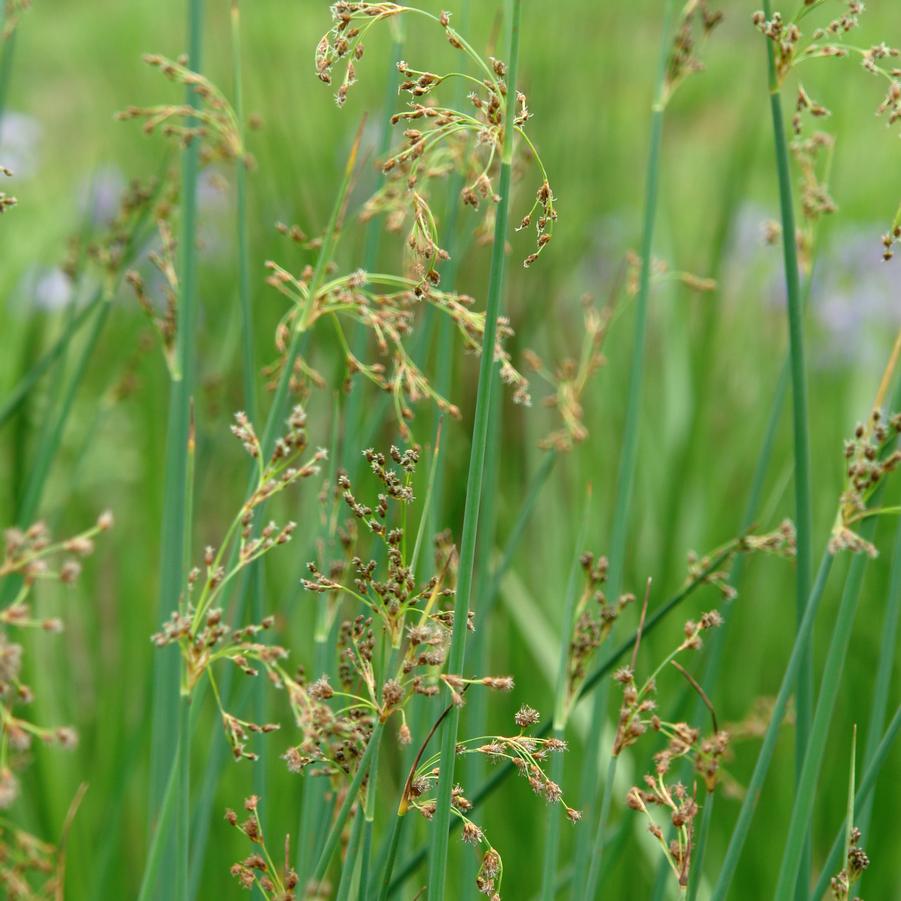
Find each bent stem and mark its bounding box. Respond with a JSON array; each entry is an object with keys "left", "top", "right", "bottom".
[{"left": 427, "top": 3, "right": 522, "bottom": 899}]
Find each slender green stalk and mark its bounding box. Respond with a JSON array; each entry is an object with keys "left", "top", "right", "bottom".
[
  {"left": 136, "top": 734, "right": 182, "bottom": 901},
  {"left": 540, "top": 486, "right": 591, "bottom": 901},
  {"left": 856, "top": 517, "right": 901, "bottom": 844},
  {"left": 710, "top": 550, "right": 834, "bottom": 900},
  {"left": 376, "top": 809, "right": 407, "bottom": 901},
  {"left": 175, "top": 693, "right": 191, "bottom": 900},
  {"left": 761, "top": 1, "right": 815, "bottom": 890},
  {"left": 583, "top": 754, "right": 619, "bottom": 898},
  {"left": 773, "top": 521, "right": 876, "bottom": 897},
  {"left": 145, "top": 0, "right": 203, "bottom": 895},
  {"left": 336, "top": 809, "right": 365, "bottom": 901},
  {"left": 572, "top": 2, "right": 674, "bottom": 893},
  {"left": 810, "top": 705, "right": 901, "bottom": 901},
  {"left": 427, "top": 4, "right": 522, "bottom": 898},
  {"left": 460, "top": 382, "right": 501, "bottom": 901},
  {"left": 388, "top": 542, "right": 740, "bottom": 895}
]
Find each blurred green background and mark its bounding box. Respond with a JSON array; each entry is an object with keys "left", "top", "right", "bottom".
[{"left": 1, "top": 0, "right": 899, "bottom": 898}]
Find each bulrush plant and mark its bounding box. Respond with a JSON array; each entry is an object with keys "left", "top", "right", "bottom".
[{"left": 0, "top": 513, "right": 111, "bottom": 894}]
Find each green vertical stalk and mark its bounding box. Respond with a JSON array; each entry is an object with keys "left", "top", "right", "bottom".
[
  {"left": 336, "top": 810, "right": 365, "bottom": 901},
  {"left": 775, "top": 373, "right": 901, "bottom": 897},
  {"left": 710, "top": 551, "right": 834, "bottom": 900},
  {"left": 460, "top": 387, "right": 501, "bottom": 900},
  {"left": 761, "top": 2, "right": 815, "bottom": 891},
  {"left": 0, "top": 18, "right": 16, "bottom": 119},
  {"left": 426, "top": 4, "right": 522, "bottom": 898},
  {"left": 229, "top": 0, "right": 269, "bottom": 841},
  {"left": 583, "top": 755, "right": 619, "bottom": 899},
  {"left": 571, "top": 2, "right": 674, "bottom": 894},
  {"left": 146, "top": 0, "right": 203, "bottom": 892},
  {"left": 540, "top": 487, "right": 591, "bottom": 901},
  {"left": 856, "top": 517, "right": 901, "bottom": 843}
]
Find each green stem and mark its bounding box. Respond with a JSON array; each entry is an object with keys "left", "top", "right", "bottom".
[
  {"left": 856, "top": 516, "right": 901, "bottom": 863},
  {"left": 541, "top": 486, "right": 592, "bottom": 901},
  {"left": 710, "top": 550, "right": 834, "bottom": 900},
  {"left": 762, "top": 2, "right": 815, "bottom": 891},
  {"left": 145, "top": 0, "right": 203, "bottom": 892},
  {"left": 573, "top": 1, "right": 674, "bottom": 893},
  {"left": 175, "top": 693, "right": 191, "bottom": 901},
  {"left": 427, "top": 4, "right": 522, "bottom": 899},
  {"left": 584, "top": 754, "right": 619, "bottom": 899},
  {"left": 336, "top": 808, "right": 365, "bottom": 901}
]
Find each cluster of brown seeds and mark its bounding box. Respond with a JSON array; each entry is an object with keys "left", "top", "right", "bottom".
[
  {"left": 829, "top": 825, "right": 870, "bottom": 901},
  {"left": 685, "top": 521, "right": 797, "bottom": 602},
  {"left": 226, "top": 796, "right": 299, "bottom": 899},
  {"left": 117, "top": 54, "right": 251, "bottom": 166},
  {"left": 264, "top": 264, "right": 530, "bottom": 438},
  {"left": 403, "top": 707, "right": 579, "bottom": 900},
  {"left": 831, "top": 408, "right": 901, "bottom": 557},
  {"left": 664, "top": 0, "right": 724, "bottom": 104},
  {"left": 563, "top": 552, "right": 634, "bottom": 717}
]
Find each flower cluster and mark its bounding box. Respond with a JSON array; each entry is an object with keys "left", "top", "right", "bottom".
[
  {"left": 830, "top": 408, "right": 901, "bottom": 556},
  {"left": 563, "top": 552, "right": 634, "bottom": 719},
  {"left": 150, "top": 409, "right": 325, "bottom": 758},
  {"left": 753, "top": 2, "right": 900, "bottom": 259},
  {"left": 226, "top": 796, "right": 299, "bottom": 899},
  {"left": 264, "top": 263, "right": 529, "bottom": 438},
  {"left": 117, "top": 54, "right": 250, "bottom": 166},
  {"left": 318, "top": 3, "right": 556, "bottom": 270},
  {"left": 685, "top": 521, "right": 797, "bottom": 602},
  {"left": 829, "top": 825, "right": 870, "bottom": 901},
  {"left": 402, "top": 706, "right": 579, "bottom": 900},
  {"left": 0, "top": 512, "right": 112, "bottom": 812},
  {"left": 664, "top": 0, "right": 724, "bottom": 105},
  {"left": 524, "top": 298, "right": 609, "bottom": 452}
]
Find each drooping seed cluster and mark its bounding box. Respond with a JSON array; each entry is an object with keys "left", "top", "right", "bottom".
[
  {"left": 753, "top": 3, "right": 900, "bottom": 260},
  {"left": 318, "top": 4, "right": 557, "bottom": 271},
  {"left": 524, "top": 298, "right": 610, "bottom": 452},
  {"left": 264, "top": 263, "right": 530, "bottom": 439},
  {"left": 686, "top": 521, "right": 797, "bottom": 602},
  {"left": 831, "top": 408, "right": 901, "bottom": 556},
  {"left": 117, "top": 54, "right": 251, "bottom": 167},
  {"left": 149, "top": 409, "right": 323, "bottom": 758},
  {"left": 664, "top": 1, "right": 723, "bottom": 104},
  {"left": 403, "top": 707, "right": 579, "bottom": 900}
]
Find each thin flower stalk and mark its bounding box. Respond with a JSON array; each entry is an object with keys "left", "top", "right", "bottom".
[{"left": 427, "top": 3, "right": 524, "bottom": 897}]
